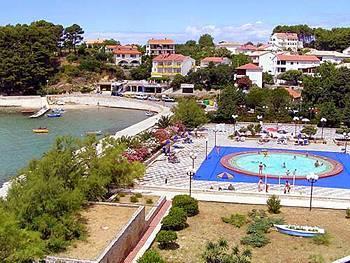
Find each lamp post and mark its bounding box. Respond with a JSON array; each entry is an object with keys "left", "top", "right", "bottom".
[
  {"left": 187, "top": 168, "right": 195, "bottom": 197},
  {"left": 232, "top": 114, "right": 238, "bottom": 135},
  {"left": 320, "top": 117, "right": 327, "bottom": 141},
  {"left": 213, "top": 128, "right": 218, "bottom": 147},
  {"left": 293, "top": 116, "right": 299, "bottom": 138},
  {"left": 189, "top": 152, "right": 197, "bottom": 169},
  {"left": 306, "top": 173, "right": 319, "bottom": 211},
  {"left": 343, "top": 132, "right": 350, "bottom": 154},
  {"left": 205, "top": 139, "right": 208, "bottom": 160}
]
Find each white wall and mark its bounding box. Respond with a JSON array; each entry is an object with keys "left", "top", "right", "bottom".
[
  {"left": 258, "top": 52, "right": 275, "bottom": 74},
  {"left": 273, "top": 58, "right": 320, "bottom": 75},
  {"left": 181, "top": 58, "right": 195, "bottom": 76},
  {"left": 246, "top": 70, "right": 263, "bottom": 88}
]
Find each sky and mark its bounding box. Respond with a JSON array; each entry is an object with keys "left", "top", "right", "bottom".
[{"left": 1, "top": 0, "right": 350, "bottom": 44}]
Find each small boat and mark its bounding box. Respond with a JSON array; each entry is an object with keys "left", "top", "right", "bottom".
[
  {"left": 47, "top": 113, "right": 61, "bottom": 118},
  {"left": 33, "top": 127, "right": 49, "bottom": 133},
  {"left": 21, "top": 109, "right": 36, "bottom": 114},
  {"left": 52, "top": 108, "right": 65, "bottom": 113},
  {"left": 85, "top": 130, "right": 103, "bottom": 136},
  {"left": 274, "top": 224, "right": 325, "bottom": 237},
  {"left": 145, "top": 111, "right": 154, "bottom": 116}
]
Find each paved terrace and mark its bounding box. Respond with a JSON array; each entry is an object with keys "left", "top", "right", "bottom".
[{"left": 138, "top": 123, "right": 350, "bottom": 209}]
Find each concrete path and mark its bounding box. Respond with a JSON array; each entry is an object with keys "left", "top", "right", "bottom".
[{"left": 123, "top": 200, "right": 172, "bottom": 263}]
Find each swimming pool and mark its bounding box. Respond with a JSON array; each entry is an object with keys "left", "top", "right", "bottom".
[
  {"left": 220, "top": 150, "right": 343, "bottom": 179},
  {"left": 194, "top": 147, "right": 350, "bottom": 189}
]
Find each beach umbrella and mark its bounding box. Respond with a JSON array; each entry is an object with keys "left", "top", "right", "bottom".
[{"left": 217, "top": 172, "right": 234, "bottom": 180}]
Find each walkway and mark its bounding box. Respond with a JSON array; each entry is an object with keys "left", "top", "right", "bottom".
[{"left": 123, "top": 200, "right": 172, "bottom": 263}]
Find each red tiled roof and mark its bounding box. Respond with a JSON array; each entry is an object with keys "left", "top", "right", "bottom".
[
  {"left": 201, "top": 57, "right": 225, "bottom": 63},
  {"left": 112, "top": 45, "right": 141, "bottom": 55},
  {"left": 275, "top": 32, "right": 298, "bottom": 40},
  {"left": 153, "top": 53, "right": 190, "bottom": 62},
  {"left": 277, "top": 54, "right": 320, "bottom": 62},
  {"left": 237, "top": 44, "right": 258, "bottom": 51},
  {"left": 236, "top": 63, "right": 262, "bottom": 70},
  {"left": 285, "top": 87, "right": 301, "bottom": 99},
  {"left": 148, "top": 38, "right": 174, "bottom": 44},
  {"left": 257, "top": 44, "right": 271, "bottom": 50}
]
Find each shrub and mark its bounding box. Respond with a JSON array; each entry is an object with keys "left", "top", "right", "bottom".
[
  {"left": 312, "top": 233, "right": 331, "bottom": 246},
  {"left": 267, "top": 195, "right": 281, "bottom": 214},
  {"left": 135, "top": 193, "right": 143, "bottom": 198},
  {"left": 221, "top": 213, "right": 247, "bottom": 228},
  {"left": 156, "top": 230, "right": 178, "bottom": 249},
  {"left": 241, "top": 232, "right": 270, "bottom": 248},
  {"left": 172, "top": 195, "right": 199, "bottom": 217},
  {"left": 308, "top": 254, "right": 325, "bottom": 263},
  {"left": 146, "top": 198, "right": 153, "bottom": 204},
  {"left": 130, "top": 196, "right": 139, "bottom": 203},
  {"left": 66, "top": 54, "right": 78, "bottom": 62},
  {"left": 346, "top": 208, "right": 350, "bottom": 219},
  {"left": 137, "top": 249, "right": 166, "bottom": 263},
  {"left": 248, "top": 209, "right": 267, "bottom": 219},
  {"left": 161, "top": 207, "right": 187, "bottom": 231}
]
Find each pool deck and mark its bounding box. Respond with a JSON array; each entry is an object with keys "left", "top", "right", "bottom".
[{"left": 138, "top": 124, "right": 350, "bottom": 209}]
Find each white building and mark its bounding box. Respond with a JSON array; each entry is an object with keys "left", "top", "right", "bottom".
[
  {"left": 343, "top": 46, "right": 350, "bottom": 55},
  {"left": 273, "top": 54, "right": 320, "bottom": 75},
  {"left": 200, "top": 57, "right": 231, "bottom": 68},
  {"left": 151, "top": 54, "right": 195, "bottom": 78},
  {"left": 113, "top": 45, "right": 142, "bottom": 67},
  {"left": 269, "top": 33, "right": 303, "bottom": 51},
  {"left": 215, "top": 41, "right": 241, "bottom": 54},
  {"left": 305, "top": 50, "right": 350, "bottom": 64},
  {"left": 236, "top": 63, "right": 263, "bottom": 88},
  {"left": 248, "top": 51, "right": 275, "bottom": 74},
  {"left": 146, "top": 38, "right": 175, "bottom": 56}
]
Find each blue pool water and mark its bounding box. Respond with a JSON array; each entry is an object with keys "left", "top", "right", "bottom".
[
  {"left": 230, "top": 152, "right": 332, "bottom": 177},
  {"left": 195, "top": 146, "right": 350, "bottom": 189}
]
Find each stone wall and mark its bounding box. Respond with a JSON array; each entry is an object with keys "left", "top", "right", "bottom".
[{"left": 0, "top": 95, "right": 45, "bottom": 108}]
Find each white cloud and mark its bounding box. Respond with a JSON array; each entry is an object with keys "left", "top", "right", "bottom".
[{"left": 85, "top": 22, "right": 273, "bottom": 44}]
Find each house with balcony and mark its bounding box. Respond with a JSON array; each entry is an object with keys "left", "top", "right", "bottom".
[
  {"left": 146, "top": 38, "right": 175, "bottom": 56},
  {"left": 273, "top": 54, "right": 320, "bottom": 76},
  {"left": 236, "top": 63, "right": 263, "bottom": 88},
  {"left": 248, "top": 51, "right": 275, "bottom": 74},
  {"left": 113, "top": 45, "right": 142, "bottom": 67},
  {"left": 200, "top": 57, "right": 231, "bottom": 68},
  {"left": 269, "top": 33, "right": 303, "bottom": 51},
  {"left": 151, "top": 54, "right": 195, "bottom": 78},
  {"left": 305, "top": 50, "right": 350, "bottom": 64}
]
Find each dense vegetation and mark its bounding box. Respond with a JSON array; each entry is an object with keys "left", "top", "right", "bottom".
[
  {"left": 273, "top": 24, "right": 350, "bottom": 51},
  {"left": 0, "top": 136, "right": 145, "bottom": 261}
]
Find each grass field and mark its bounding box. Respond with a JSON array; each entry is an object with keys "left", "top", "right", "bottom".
[{"left": 153, "top": 202, "right": 350, "bottom": 263}]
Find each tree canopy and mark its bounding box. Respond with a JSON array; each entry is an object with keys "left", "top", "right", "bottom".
[{"left": 173, "top": 98, "right": 208, "bottom": 128}]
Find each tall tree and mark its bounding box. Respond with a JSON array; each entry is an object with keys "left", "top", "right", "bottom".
[
  {"left": 64, "top": 24, "right": 84, "bottom": 54},
  {"left": 173, "top": 98, "right": 208, "bottom": 128},
  {"left": 198, "top": 34, "right": 214, "bottom": 48}
]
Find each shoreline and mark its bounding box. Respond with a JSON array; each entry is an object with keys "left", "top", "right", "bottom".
[{"left": 0, "top": 94, "right": 171, "bottom": 198}]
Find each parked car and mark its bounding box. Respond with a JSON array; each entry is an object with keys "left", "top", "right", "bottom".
[
  {"left": 148, "top": 96, "right": 160, "bottom": 101},
  {"left": 135, "top": 93, "right": 148, "bottom": 100},
  {"left": 161, "top": 95, "right": 175, "bottom": 102}
]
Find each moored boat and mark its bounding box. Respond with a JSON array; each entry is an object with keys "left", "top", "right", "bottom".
[
  {"left": 32, "top": 127, "right": 49, "bottom": 133},
  {"left": 274, "top": 224, "right": 325, "bottom": 237},
  {"left": 145, "top": 111, "right": 154, "bottom": 116},
  {"left": 85, "top": 130, "right": 103, "bottom": 136},
  {"left": 47, "top": 113, "right": 61, "bottom": 118},
  {"left": 21, "top": 109, "right": 36, "bottom": 114}
]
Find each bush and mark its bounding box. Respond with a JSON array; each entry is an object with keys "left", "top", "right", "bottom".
[
  {"left": 130, "top": 196, "right": 139, "bottom": 203},
  {"left": 221, "top": 213, "right": 247, "bottom": 228},
  {"left": 308, "top": 254, "right": 325, "bottom": 263},
  {"left": 156, "top": 230, "right": 178, "bottom": 249},
  {"left": 312, "top": 233, "right": 331, "bottom": 246},
  {"left": 135, "top": 193, "right": 143, "bottom": 198},
  {"left": 161, "top": 207, "right": 187, "bottom": 231},
  {"left": 346, "top": 208, "right": 350, "bottom": 219},
  {"left": 267, "top": 195, "right": 281, "bottom": 214},
  {"left": 241, "top": 232, "right": 270, "bottom": 248},
  {"left": 146, "top": 198, "right": 153, "bottom": 204},
  {"left": 66, "top": 54, "right": 78, "bottom": 62},
  {"left": 172, "top": 195, "right": 199, "bottom": 217},
  {"left": 137, "top": 249, "right": 166, "bottom": 263}
]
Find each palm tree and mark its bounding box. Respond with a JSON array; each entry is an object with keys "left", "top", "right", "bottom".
[{"left": 156, "top": 115, "right": 172, "bottom": 129}]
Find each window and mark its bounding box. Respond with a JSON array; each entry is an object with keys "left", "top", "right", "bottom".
[{"left": 290, "top": 62, "right": 294, "bottom": 65}]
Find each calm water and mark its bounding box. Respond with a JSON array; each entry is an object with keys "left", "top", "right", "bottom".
[{"left": 0, "top": 108, "right": 147, "bottom": 184}]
